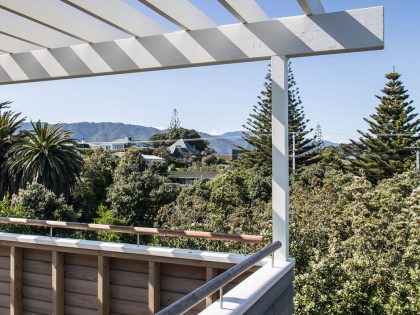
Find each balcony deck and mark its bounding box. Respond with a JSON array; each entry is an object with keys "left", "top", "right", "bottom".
[{"left": 0, "top": 232, "right": 294, "bottom": 315}]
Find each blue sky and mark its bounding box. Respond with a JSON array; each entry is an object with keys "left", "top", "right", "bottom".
[{"left": 0, "top": 0, "right": 419, "bottom": 143}]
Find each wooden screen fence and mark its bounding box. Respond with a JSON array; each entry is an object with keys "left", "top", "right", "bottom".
[
  {"left": 0, "top": 242, "right": 257, "bottom": 315},
  {"left": 0, "top": 218, "right": 263, "bottom": 315}
]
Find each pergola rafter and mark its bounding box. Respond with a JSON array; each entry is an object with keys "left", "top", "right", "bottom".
[
  {"left": 0, "top": 8, "right": 84, "bottom": 48},
  {"left": 62, "top": 0, "right": 170, "bottom": 37},
  {"left": 218, "top": 0, "right": 269, "bottom": 23},
  {"left": 297, "top": 0, "right": 326, "bottom": 15},
  {"left": 0, "top": 0, "right": 128, "bottom": 43},
  {"left": 0, "top": 32, "right": 43, "bottom": 53},
  {"left": 138, "top": 0, "right": 217, "bottom": 31}
]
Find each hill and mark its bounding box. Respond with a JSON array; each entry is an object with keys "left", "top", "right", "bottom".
[
  {"left": 20, "top": 122, "right": 250, "bottom": 156},
  {"left": 21, "top": 122, "right": 161, "bottom": 142}
]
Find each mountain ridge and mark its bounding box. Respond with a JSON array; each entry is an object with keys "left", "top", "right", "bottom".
[{"left": 20, "top": 122, "right": 339, "bottom": 155}]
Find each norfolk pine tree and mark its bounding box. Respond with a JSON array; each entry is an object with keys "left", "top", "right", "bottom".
[
  {"left": 240, "top": 63, "right": 317, "bottom": 173},
  {"left": 348, "top": 71, "right": 419, "bottom": 181}
]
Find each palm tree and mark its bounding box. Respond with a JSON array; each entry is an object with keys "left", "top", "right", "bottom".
[
  {"left": 9, "top": 121, "right": 84, "bottom": 199},
  {"left": 0, "top": 101, "right": 25, "bottom": 197}
]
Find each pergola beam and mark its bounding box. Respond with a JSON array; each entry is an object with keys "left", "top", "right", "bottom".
[
  {"left": 297, "top": 0, "right": 326, "bottom": 15},
  {"left": 0, "top": 7, "right": 384, "bottom": 84},
  {"left": 138, "top": 0, "right": 217, "bottom": 30},
  {"left": 218, "top": 0, "right": 269, "bottom": 23},
  {"left": 62, "top": 0, "right": 170, "bottom": 37}
]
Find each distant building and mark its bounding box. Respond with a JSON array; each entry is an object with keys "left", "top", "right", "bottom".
[
  {"left": 109, "top": 137, "right": 134, "bottom": 150},
  {"left": 168, "top": 139, "right": 201, "bottom": 160},
  {"left": 168, "top": 171, "right": 218, "bottom": 185},
  {"left": 86, "top": 136, "right": 148, "bottom": 151},
  {"left": 142, "top": 154, "right": 165, "bottom": 164},
  {"left": 113, "top": 152, "right": 165, "bottom": 164}
]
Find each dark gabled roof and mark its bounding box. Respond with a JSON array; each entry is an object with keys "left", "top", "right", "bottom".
[{"left": 168, "top": 139, "right": 200, "bottom": 155}]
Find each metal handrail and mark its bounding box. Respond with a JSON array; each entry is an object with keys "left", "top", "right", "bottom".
[
  {"left": 156, "top": 241, "right": 281, "bottom": 315},
  {"left": 0, "top": 217, "right": 263, "bottom": 244}
]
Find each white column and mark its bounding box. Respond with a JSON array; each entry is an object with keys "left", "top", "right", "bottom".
[{"left": 271, "top": 55, "right": 289, "bottom": 264}]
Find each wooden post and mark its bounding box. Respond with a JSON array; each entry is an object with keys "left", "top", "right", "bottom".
[
  {"left": 98, "top": 256, "right": 110, "bottom": 315},
  {"left": 148, "top": 261, "right": 160, "bottom": 314},
  {"left": 10, "top": 247, "right": 22, "bottom": 315},
  {"left": 52, "top": 251, "right": 64, "bottom": 315},
  {"left": 205, "top": 267, "right": 217, "bottom": 307},
  {"left": 271, "top": 55, "right": 289, "bottom": 264}
]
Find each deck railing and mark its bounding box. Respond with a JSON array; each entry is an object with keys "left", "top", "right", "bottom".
[
  {"left": 0, "top": 217, "right": 263, "bottom": 244},
  {"left": 156, "top": 241, "right": 281, "bottom": 315}
]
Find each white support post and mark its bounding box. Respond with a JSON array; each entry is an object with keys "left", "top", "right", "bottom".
[{"left": 271, "top": 55, "right": 289, "bottom": 264}]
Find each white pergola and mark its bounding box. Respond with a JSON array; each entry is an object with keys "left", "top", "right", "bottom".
[{"left": 0, "top": 0, "right": 384, "bottom": 265}]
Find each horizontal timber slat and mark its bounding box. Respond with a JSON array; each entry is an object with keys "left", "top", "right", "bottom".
[
  {"left": 0, "top": 283, "right": 8, "bottom": 295},
  {"left": 0, "top": 246, "right": 8, "bottom": 257},
  {"left": 65, "top": 264, "right": 97, "bottom": 282},
  {"left": 0, "top": 294, "right": 9, "bottom": 307},
  {"left": 0, "top": 257, "right": 8, "bottom": 270},
  {"left": 23, "top": 260, "right": 51, "bottom": 275},
  {"left": 22, "top": 286, "right": 52, "bottom": 302},
  {"left": 22, "top": 298, "right": 51, "bottom": 314},
  {"left": 64, "top": 278, "right": 97, "bottom": 295},
  {"left": 22, "top": 272, "right": 51, "bottom": 289},
  {"left": 110, "top": 270, "right": 148, "bottom": 288},
  {"left": 161, "top": 276, "right": 205, "bottom": 294},
  {"left": 64, "top": 291, "right": 97, "bottom": 310},
  {"left": 161, "top": 263, "right": 206, "bottom": 281},
  {"left": 64, "top": 305, "right": 97, "bottom": 315},
  {"left": 65, "top": 253, "right": 97, "bottom": 267},
  {"left": 110, "top": 299, "right": 149, "bottom": 315},
  {"left": 0, "top": 217, "right": 263, "bottom": 243},
  {"left": 111, "top": 258, "right": 148, "bottom": 273},
  {"left": 110, "top": 284, "right": 148, "bottom": 303},
  {"left": 22, "top": 249, "right": 51, "bottom": 262},
  {"left": 0, "top": 270, "right": 8, "bottom": 283}
]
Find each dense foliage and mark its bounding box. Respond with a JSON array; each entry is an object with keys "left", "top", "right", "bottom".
[
  {"left": 72, "top": 148, "right": 117, "bottom": 222},
  {"left": 291, "top": 166, "right": 419, "bottom": 314},
  {"left": 348, "top": 72, "right": 419, "bottom": 181},
  {"left": 107, "top": 148, "right": 180, "bottom": 227},
  {"left": 154, "top": 167, "right": 272, "bottom": 252}
]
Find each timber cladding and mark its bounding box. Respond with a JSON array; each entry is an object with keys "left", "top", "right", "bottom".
[
  {"left": 0, "top": 242, "right": 257, "bottom": 314},
  {"left": 0, "top": 246, "right": 9, "bottom": 315},
  {"left": 22, "top": 249, "right": 52, "bottom": 314}
]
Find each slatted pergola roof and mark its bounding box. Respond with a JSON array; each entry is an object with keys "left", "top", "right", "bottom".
[{"left": 0, "top": 0, "right": 383, "bottom": 85}]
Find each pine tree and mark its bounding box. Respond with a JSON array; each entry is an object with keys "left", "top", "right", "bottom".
[
  {"left": 348, "top": 71, "right": 419, "bottom": 181},
  {"left": 149, "top": 109, "right": 208, "bottom": 152},
  {"left": 240, "top": 69, "right": 273, "bottom": 173},
  {"left": 239, "top": 63, "right": 316, "bottom": 173},
  {"left": 168, "top": 108, "right": 180, "bottom": 138},
  {"left": 313, "top": 123, "right": 324, "bottom": 153},
  {"left": 288, "top": 66, "right": 316, "bottom": 170}
]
